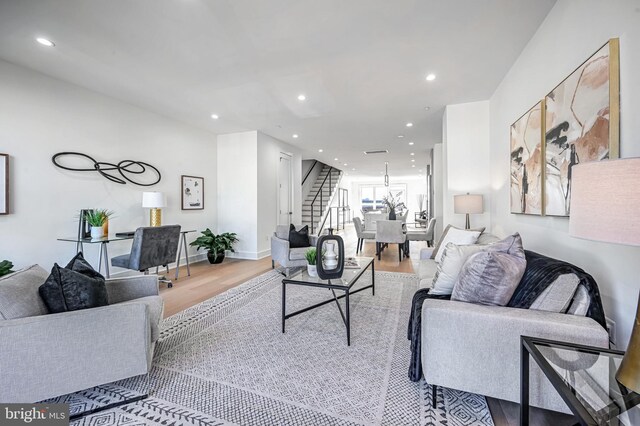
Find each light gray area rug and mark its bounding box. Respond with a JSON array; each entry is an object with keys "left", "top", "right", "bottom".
[{"left": 62, "top": 269, "right": 494, "bottom": 425}]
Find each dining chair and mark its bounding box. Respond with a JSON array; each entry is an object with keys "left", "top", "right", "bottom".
[
  {"left": 353, "top": 217, "right": 375, "bottom": 253},
  {"left": 375, "top": 220, "right": 407, "bottom": 262}
]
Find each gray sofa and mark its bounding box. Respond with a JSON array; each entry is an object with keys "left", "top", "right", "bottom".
[
  {"left": 417, "top": 232, "right": 610, "bottom": 413},
  {"left": 0, "top": 265, "right": 163, "bottom": 403},
  {"left": 270, "top": 225, "right": 318, "bottom": 275}
]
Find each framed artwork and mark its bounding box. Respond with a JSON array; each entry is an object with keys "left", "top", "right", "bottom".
[
  {"left": 510, "top": 101, "right": 545, "bottom": 215},
  {"left": 544, "top": 38, "right": 620, "bottom": 217},
  {"left": 181, "top": 175, "right": 204, "bottom": 210},
  {"left": 0, "top": 154, "right": 8, "bottom": 215}
]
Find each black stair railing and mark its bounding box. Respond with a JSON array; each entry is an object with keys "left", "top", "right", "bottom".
[
  {"left": 310, "top": 167, "right": 338, "bottom": 234},
  {"left": 302, "top": 160, "right": 319, "bottom": 186}
]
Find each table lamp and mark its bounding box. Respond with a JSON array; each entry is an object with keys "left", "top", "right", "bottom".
[
  {"left": 142, "top": 191, "right": 166, "bottom": 227},
  {"left": 569, "top": 158, "right": 640, "bottom": 393},
  {"left": 454, "top": 193, "right": 483, "bottom": 229}
]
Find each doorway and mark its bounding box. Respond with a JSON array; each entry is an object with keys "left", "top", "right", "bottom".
[{"left": 278, "top": 153, "right": 292, "bottom": 226}]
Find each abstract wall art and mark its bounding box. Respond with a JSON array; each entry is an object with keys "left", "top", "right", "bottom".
[
  {"left": 510, "top": 101, "right": 544, "bottom": 215},
  {"left": 544, "top": 38, "right": 620, "bottom": 217},
  {"left": 0, "top": 153, "right": 8, "bottom": 215},
  {"left": 182, "top": 175, "right": 204, "bottom": 210}
]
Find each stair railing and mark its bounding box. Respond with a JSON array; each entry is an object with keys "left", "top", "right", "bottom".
[
  {"left": 302, "top": 160, "right": 319, "bottom": 186},
  {"left": 310, "top": 167, "right": 338, "bottom": 235}
]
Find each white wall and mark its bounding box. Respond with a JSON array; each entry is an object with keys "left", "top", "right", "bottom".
[
  {"left": 432, "top": 144, "right": 444, "bottom": 238},
  {"left": 217, "top": 131, "right": 258, "bottom": 257},
  {"left": 0, "top": 59, "right": 217, "bottom": 272},
  {"left": 442, "top": 101, "right": 491, "bottom": 230},
  {"left": 489, "top": 0, "right": 640, "bottom": 348}
]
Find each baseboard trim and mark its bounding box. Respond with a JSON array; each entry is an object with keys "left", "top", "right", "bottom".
[{"left": 226, "top": 249, "right": 271, "bottom": 260}]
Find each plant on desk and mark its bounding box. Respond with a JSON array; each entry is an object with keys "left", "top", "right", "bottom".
[
  {"left": 190, "top": 229, "right": 239, "bottom": 264},
  {"left": 0, "top": 260, "right": 14, "bottom": 277},
  {"left": 84, "top": 209, "right": 114, "bottom": 239}
]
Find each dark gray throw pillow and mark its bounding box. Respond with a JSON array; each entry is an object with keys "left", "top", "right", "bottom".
[
  {"left": 289, "top": 224, "right": 311, "bottom": 248},
  {"left": 451, "top": 233, "right": 526, "bottom": 306},
  {"left": 39, "top": 253, "right": 109, "bottom": 313}
]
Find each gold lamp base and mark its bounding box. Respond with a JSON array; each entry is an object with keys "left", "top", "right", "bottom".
[
  {"left": 616, "top": 293, "right": 640, "bottom": 393},
  {"left": 150, "top": 208, "right": 162, "bottom": 227}
]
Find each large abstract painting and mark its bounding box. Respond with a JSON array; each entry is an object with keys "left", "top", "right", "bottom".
[
  {"left": 510, "top": 101, "right": 544, "bottom": 215},
  {"left": 544, "top": 38, "right": 620, "bottom": 217}
]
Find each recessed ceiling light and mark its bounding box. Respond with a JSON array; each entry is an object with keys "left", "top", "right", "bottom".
[
  {"left": 409, "top": 142, "right": 414, "bottom": 146},
  {"left": 397, "top": 135, "right": 404, "bottom": 139},
  {"left": 412, "top": 165, "right": 415, "bottom": 168},
  {"left": 352, "top": 168, "right": 355, "bottom": 171},
  {"left": 424, "top": 106, "right": 431, "bottom": 111},
  {"left": 411, "top": 159, "right": 415, "bottom": 162},
  {"left": 426, "top": 73, "right": 436, "bottom": 81},
  {"left": 334, "top": 158, "right": 339, "bottom": 161},
  {"left": 297, "top": 94, "right": 306, "bottom": 101},
  {"left": 419, "top": 169, "right": 423, "bottom": 172},
  {"left": 36, "top": 37, "right": 55, "bottom": 47},
  {"left": 210, "top": 114, "right": 219, "bottom": 120},
  {"left": 343, "top": 163, "right": 348, "bottom": 166},
  {"left": 410, "top": 153, "right": 415, "bottom": 156},
  {"left": 292, "top": 134, "right": 299, "bottom": 138},
  {"left": 318, "top": 149, "right": 323, "bottom": 153},
  {"left": 406, "top": 122, "right": 413, "bottom": 128}
]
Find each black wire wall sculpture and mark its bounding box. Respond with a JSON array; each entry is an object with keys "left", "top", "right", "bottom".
[{"left": 52, "top": 152, "right": 161, "bottom": 186}]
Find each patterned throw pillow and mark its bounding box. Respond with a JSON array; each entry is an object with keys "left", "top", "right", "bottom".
[
  {"left": 430, "top": 243, "right": 486, "bottom": 295},
  {"left": 433, "top": 227, "right": 481, "bottom": 263},
  {"left": 451, "top": 234, "right": 526, "bottom": 306}
]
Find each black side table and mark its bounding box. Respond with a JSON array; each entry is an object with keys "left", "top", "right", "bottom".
[{"left": 521, "top": 336, "right": 640, "bottom": 425}]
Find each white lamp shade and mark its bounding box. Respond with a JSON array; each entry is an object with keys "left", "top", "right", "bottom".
[
  {"left": 454, "top": 194, "right": 483, "bottom": 214},
  {"left": 142, "top": 191, "right": 166, "bottom": 208},
  {"left": 569, "top": 158, "right": 640, "bottom": 246}
]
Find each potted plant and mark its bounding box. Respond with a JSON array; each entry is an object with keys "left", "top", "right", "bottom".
[
  {"left": 0, "top": 260, "right": 14, "bottom": 277},
  {"left": 304, "top": 247, "right": 318, "bottom": 277},
  {"left": 382, "top": 192, "right": 406, "bottom": 221},
  {"left": 190, "top": 229, "right": 239, "bottom": 264},
  {"left": 84, "top": 209, "right": 113, "bottom": 239}
]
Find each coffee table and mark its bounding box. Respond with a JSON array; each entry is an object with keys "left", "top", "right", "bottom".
[{"left": 281, "top": 257, "right": 375, "bottom": 346}]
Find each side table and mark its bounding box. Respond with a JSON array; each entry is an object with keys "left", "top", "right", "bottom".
[
  {"left": 175, "top": 230, "right": 197, "bottom": 280},
  {"left": 521, "top": 336, "right": 640, "bottom": 425}
]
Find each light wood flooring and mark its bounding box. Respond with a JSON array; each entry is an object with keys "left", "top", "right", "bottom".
[{"left": 159, "top": 222, "right": 573, "bottom": 426}]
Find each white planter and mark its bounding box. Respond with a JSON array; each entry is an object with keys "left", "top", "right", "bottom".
[
  {"left": 307, "top": 264, "right": 318, "bottom": 278},
  {"left": 90, "top": 226, "right": 104, "bottom": 239}
]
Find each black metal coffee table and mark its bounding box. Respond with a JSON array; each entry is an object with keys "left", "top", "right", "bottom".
[{"left": 281, "top": 257, "right": 375, "bottom": 346}]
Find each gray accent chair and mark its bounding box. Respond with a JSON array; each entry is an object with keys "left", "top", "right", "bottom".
[
  {"left": 0, "top": 264, "right": 163, "bottom": 403},
  {"left": 353, "top": 217, "right": 375, "bottom": 253},
  {"left": 375, "top": 220, "right": 407, "bottom": 262},
  {"left": 270, "top": 225, "right": 318, "bottom": 275},
  {"left": 112, "top": 225, "right": 181, "bottom": 288}
]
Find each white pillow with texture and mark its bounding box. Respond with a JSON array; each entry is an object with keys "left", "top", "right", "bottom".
[
  {"left": 430, "top": 243, "right": 486, "bottom": 295},
  {"left": 434, "top": 228, "right": 481, "bottom": 263}
]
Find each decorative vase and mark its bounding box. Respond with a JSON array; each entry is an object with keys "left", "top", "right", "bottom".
[
  {"left": 208, "top": 252, "right": 225, "bottom": 264},
  {"left": 389, "top": 209, "right": 397, "bottom": 221},
  {"left": 102, "top": 218, "right": 109, "bottom": 236},
  {"left": 307, "top": 264, "right": 318, "bottom": 277},
  {"left": 90, "top": 226, "right": 104, "bottom": 239},
  {"left": 323, "top": 243, "right": 339, "bottom": 269}
]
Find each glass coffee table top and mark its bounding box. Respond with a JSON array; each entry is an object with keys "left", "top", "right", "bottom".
[
  {"left": 284, "top": 257, "right": 374, "bottom": 288},
  {"left": 531, "top": 339, "right": 640, "bottom": 425}
]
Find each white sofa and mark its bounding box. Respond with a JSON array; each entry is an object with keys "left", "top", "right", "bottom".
[{"left": 416, "top": 232, "right": 610, "bottom": 413}]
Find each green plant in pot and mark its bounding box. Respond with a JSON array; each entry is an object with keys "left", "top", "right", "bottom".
[
  {"left": 304, "top": 247, "right": 318, "bottom": 277},
  {"left": 190, "top": 229, "right": 239, "bottom": 264},
  {"left": 0, "top": 260, "right": 14, "bottom": 277},
  {"left": 84, "top": 209, "right": 114, "bottom": 239}
]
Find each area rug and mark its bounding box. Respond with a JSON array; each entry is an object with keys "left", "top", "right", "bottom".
[{"left": 57, "top": 269, "right": 494, "bottom": 425}]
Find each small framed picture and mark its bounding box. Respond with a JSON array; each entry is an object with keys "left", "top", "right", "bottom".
[
  {"left": 0, "top": 153, "right": 8, "bottom": 215},
  {"left": 181, "top": 175, "right": 204, "bottom": 210}
]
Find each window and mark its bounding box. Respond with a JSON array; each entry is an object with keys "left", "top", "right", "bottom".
[{"left": 359, "top": 184, "right": 407, "bottom": 213}]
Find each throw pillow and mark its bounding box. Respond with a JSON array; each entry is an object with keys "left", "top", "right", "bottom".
[
  {"left": 431, "top": 225, "right": 485, "bottom": 260},
  {"left": 39, "top": 253, "right": 109, "bottom": 313},
  {"left": 433, "top": 227, "right": 481, "bottom": 263},
  {"left": 451, "top": 233, "right": 526, "bottom": 306},
  {"left": 289, "top": 224, "right": 311, "bottom": 248},
  {"left": 430, "top": 243, "right": 487, "bottom": 295}
]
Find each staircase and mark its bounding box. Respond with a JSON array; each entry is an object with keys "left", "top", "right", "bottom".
[{"left": 302, "top": 164, "right": 342, "bottom": 234}]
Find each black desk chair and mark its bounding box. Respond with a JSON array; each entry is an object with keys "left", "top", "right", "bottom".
[{"left": 112, "top": 225, "right": 181, "bottom": 288}]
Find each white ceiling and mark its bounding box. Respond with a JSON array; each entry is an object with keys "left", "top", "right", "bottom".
[{"left": 0, "top": 0, "right": 555, "bottom": 177}]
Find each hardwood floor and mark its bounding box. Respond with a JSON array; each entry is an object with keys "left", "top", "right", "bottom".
[{"left": 160, "top": 222, "right": 429, "bottom": 317}]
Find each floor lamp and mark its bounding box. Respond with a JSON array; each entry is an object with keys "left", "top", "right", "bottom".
[
  {"left": 454, "top": 193, "right": 483, "bottom": 230},
  {"left": 569, "top": 158, "right": 640, "bottom": 393}
]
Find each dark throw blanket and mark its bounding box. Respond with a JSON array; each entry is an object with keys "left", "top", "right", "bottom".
[{"left": 407, "top": 250, "right": 607, "bottom": 382}]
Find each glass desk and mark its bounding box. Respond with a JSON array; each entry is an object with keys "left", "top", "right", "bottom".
[
  {"left": 281, "top": 257, "right": 374, "bottom": 346},
  {"left": 521, "top": 336, "right": 640, "bottom": 426},
  {"left": 57, "top": 235, "right": 134, "bottom": 278}
]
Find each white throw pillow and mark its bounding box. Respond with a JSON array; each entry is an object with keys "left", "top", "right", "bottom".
[
  {"left": 430, "top": 243, "right": 486, "bottom": 295},
  {"left": 434, "top": 228, "right": 481, "bottom": 263}
]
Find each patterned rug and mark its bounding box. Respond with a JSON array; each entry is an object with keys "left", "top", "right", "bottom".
[{"left": 51, "top": 269, "right": 494, "bottom": 425}]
